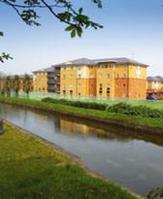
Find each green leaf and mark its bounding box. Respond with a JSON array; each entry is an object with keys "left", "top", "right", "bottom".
[
  {"left": 0, "top": 32, "right": 4, "bottom": 37},
  {"left": 65, "top": 25, "right": 75, "bottom": 32},
  {"left": 71, "top": 29, "right": 76, "bottom": 38},
  {"left": 79, "top": 8, "right": 83, "bottom": 14},
  {"left": 76, "top": 27, "right": 82, "bottom": 37}
]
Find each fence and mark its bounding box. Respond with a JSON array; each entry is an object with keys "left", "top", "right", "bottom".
[{"left": 1, "top": 91, "right": 162, "bottom": 106}]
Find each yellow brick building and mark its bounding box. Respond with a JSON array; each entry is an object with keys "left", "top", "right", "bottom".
[
  {"left": 33, "top": 70, "right": 48, "bottom": 92},
  {"left": 147, "top": 76, "right": 163, "bottom": 99},
  {"left": 18, "top": 75, "right": 33, "bottom": 92},
  {"left": 33, "top": 66, "right": 60, "bottom": 93},
  {"left": 0, "top": 74, "right": 33, "bottom": 92},
  {"left": 147, "top": 76, "right": 163, "bottom": 90},
  {"left": 60, "top": 58, "right": 148, "bottom": 100}
]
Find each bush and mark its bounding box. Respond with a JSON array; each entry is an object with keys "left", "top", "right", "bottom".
[
  {"left": 106, "top": 102, "right": 163, "bottom": 118},
  {"left": 42, "top": 97, "right": 107, "bottom": 110}
]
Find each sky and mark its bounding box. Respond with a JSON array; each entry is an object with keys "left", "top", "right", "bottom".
[{"left": 0, "top": 0, "right": 163, "bottom": 75}]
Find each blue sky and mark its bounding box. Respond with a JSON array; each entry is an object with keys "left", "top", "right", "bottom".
[{"left": 0, "top": 0, "right": 163, "bottom": 75}]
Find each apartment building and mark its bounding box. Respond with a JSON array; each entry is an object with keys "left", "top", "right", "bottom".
[
  {"left": 96, "top": 58, "right": 147, "bottom": 99},
  {"left": 0, "top": 72, "right": 6, "bottom": 91},
  {"left": 59, "top": 58, "right": 97, "bottom": 97},
  {"left": 19, "top": 75, "right": 33, "bottom": 92},
  {"left": 147, "top": 76, "right": 163, "bottom": 90},
  {"left": 147, "top": 76, "right": 163, "bottom": 99},
  {"left": 0, "top": 74, "right": 33, "bottom": 92},
  {"left": 60, "top": 57, "right": 148, "bottom": 100},
  {"left": 33, "top": 66, "right": 60, "bottom": 93}
]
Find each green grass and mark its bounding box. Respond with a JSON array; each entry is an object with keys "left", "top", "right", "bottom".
[
  {"left": 126, "top": 100, "right": 163, "bottom": 111},
  {"left": 0, "top": 96, "right": 163, "bottom": 130},
  {"left": 0, "top": 123, "right": 141, "bottom": 199}
]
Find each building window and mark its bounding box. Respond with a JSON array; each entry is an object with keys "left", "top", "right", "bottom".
[
  {"left": 102, "top": 64, "right": 107, "bottom": 68},
  {"left": 123, "top": 73, "right": 126, "bottom": 78},
  {"left": 106, "top": 87, "right": 110, "bottom": 96},
  {"left": 70, "top": 90, "right": 73, "bottom": 95},
  {"left": 123, "top": 84, "right": 126, "bottom": 88},
  {"left": 99, "top": 84, "right": 103, "bottom": 94},
  {"left": 99, "top": 74, "right": 102, "bottom": 78},
  {"left": 136, "top": 66, "right": 141, "bottom": 78},
  {"left": 70, "top": 84, "right": 73, "bottom": 89},
  {"left": 110, "top": 64, "right": 115, "bottom": 68},
  {"left": 107, "top": 74, "right": 110, "bottom": 78}
]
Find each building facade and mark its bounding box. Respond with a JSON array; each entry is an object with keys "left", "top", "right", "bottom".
[
  {"left": 147, "top": 76, "right": 163, "bottom": 90},
  {"left": 19, "top": 75, "right": 33, "bottom": 92},
  {"left": 60, "top": 59, "right": 97, "bottom": 97},
  {"left": 147, "top": 76, "right": 163, "bottom": 99},
  {"left": 60, "top": 58, "right": 148, "bottom": 100},
  {"left": 33, "top": 66, "right": 60, "bottom": 93},
  {"left": 0, "top": 74, "right": 33, "bottom": 93}
]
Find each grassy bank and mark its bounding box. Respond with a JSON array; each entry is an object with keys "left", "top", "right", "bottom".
[
  {"left": 0, "top": 122, "right": 141, "bottom": 199},
  {"left": 0, "top": 97, "right": 163, "bottom": 131}
]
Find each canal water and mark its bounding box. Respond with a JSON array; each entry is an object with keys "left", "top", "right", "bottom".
[{"left": 0, "top": 103, "right": 163, "bottom": 196}]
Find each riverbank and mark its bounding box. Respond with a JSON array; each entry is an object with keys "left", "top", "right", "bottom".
[
  {"left": 0, "top": 121, "right": 142, "bottom": 199},
  {"left": 0, "top": 97, "right": 163, "bottom": 135}
]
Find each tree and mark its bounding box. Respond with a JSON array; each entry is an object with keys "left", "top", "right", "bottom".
[
  {"left": 23, "top": 74, "right": 31, "bottom": 97},
  {"left": 13, "top": 75, "right": 21, "bottom": 97},
  {"left": 4, "top": 75, "right": 12, "bottom": 97},
  {"left": 0, "top": 0, "right": 103, "bottom": 62},
  {"left": 0, "top": 74, "right": 6, "bottom": 96}
]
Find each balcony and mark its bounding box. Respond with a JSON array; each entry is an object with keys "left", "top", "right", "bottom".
[{"left": 48, "top": 80, "right": 55, "bottom": 84}]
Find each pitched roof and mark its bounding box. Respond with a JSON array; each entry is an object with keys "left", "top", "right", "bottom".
[
  {"left": 34, "top": 57, "right": 148, "bottom": 72},
  {"left": 5, "top": 74, "right": 33, "bottom": 79},
  {"left": 147, "top": 76, "right": 163, "bottom": 82},
  {"left": 33, "top": 67, "right": 54, "bottom": 73},
  {"left": 33, "top": 65, "right": 61, "bottom": 73},
  {"left": 54, "top": 57, "right": 148, "bottom": 67},
  {"left": 94, "top": 57, "right": 148, "bottom": 66},
  {"left": 54, "top": 58, "right": 96, "bottom": 67}
]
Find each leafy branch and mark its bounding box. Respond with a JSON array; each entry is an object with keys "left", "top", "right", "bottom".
[
  {"left": 0, "top": 32, "right": 13, "bottom": 63},
  {"left": 0, "top": 0, "right": 103, "bottom": 63},
  {"left": 0, "top": 52, "right": 13, "bottom": 63},
  {"left": 0, "top": 0, "right": 103, "bottom": 37}
]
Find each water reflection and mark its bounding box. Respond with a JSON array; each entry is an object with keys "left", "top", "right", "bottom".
[{"left": 0, "top": 103, "right": 163, "bottom": 196}]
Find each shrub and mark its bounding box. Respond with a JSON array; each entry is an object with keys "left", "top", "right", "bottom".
[
  {"left": 106, "top": 102, "right": 163, "bottom": 118},
  {"left": 42, "top": 97, "right": 107, "bottom": 110}
]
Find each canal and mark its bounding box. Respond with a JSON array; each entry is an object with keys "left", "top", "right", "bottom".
[{"left": 0, "top": 103, "right": 163, "bottom": 196}]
